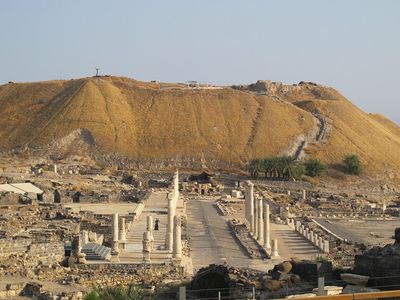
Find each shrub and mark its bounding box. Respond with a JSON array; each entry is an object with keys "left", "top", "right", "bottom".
[
  {"left": 304, "top": 159, "right": 326, "bottom": 177},
  {"left": 84, "top": 285, "right": 146, "bottom": 300},
  {"left": 343, "top": 154, "right": 362, "bottom": 175}
]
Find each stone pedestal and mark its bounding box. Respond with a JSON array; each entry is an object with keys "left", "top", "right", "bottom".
[
  {"left": 271, "top": 239, "right": 279, "bottom": 258},
  {"left": 263, "top": 203, "right": 271, "bottom": 251},
  {"left": 257, "top": 198, "right": 263, "bottom": 242},
  {"left": 69, "top": 235, "right": 82, "bottom": 266},
  {"left": 173, "top": 215, "right": 182, "bottom": 260},
  {"left": 143, "top": 231, "right": 152, "bottom": 263}
]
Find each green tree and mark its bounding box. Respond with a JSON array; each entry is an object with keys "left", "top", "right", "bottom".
[
  {"left": 248, "top": 158, "right": 264, "bottom": 178},
  {"left": 304, "top": 158, "right": 326, "bottom": 177},
  {"left": 343, "top": 154, "right": 362, "bottom": 175}
]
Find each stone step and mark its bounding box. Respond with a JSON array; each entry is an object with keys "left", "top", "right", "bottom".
[
  {"left": 120, "top": 252, "right": 172, "bottom": 259},
  {"left": 81, "top": 243, "right": 111, "bottom": 260}
]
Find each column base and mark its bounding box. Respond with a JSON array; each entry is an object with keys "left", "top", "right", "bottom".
[
  {"left": 271, "top": 251, "right": 280, "bottom": 258},
  {"left": 119, "top": 242, "right": 126, "bottom": 250},
  {"left": 110, "top": 254, "right": 120, "bottom": 262}
]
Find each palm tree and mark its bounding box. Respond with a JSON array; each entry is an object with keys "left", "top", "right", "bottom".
[{"left": 248, "top": 158, "right": 264, "bottom": 178}]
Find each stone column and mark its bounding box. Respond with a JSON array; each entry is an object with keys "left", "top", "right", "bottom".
[
  {"left": 174, "top": 170, "right": 179, "bottom": 196},
  {"left": 173, "top": 215, "right": 182, "bottom": 260},
  {"left": 166, "top": 194, "right": 175, "bottom": 252},
  {"left": 111, "top": 213, "right": 119, "bottom": 256},
  {"left": 302, "top": 189, "right": 307, "bottom": 200},
  {"left": 147, "top": 215, "right": 154, "bottom": 244},
  {"left": 263, "top": 202, "right": 271, "bottom": 251},
  {"left": 82, "top": 230, "right": 89, "bottom": 245},
  {"left": 245, "top": 181, "right": 255, "bottom": 233},
  {"left": 287, "top": 190, "right": 291, "bottom": 196},
  {"left": 257, "top": 198, "right": 263, "bottom": 242},
  {"left": 119, "top": 217, "right": 126, "bottom": 250},
  {"left": 254, "top": 197, "right": 258, "bottom": 238},
  {"left": 143, "top": 231, "right": 152, "bottom": 263},
  {"left": 271, "top": 239, "right": 279, "bottom": 258},
  {"left": 54, "top": 164, "right": 58, "bottom": 174},
  {"left": 249, "top": 182, "right": 255, "bottom": 233}
]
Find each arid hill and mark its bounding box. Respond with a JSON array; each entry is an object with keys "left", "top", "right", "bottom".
[{"left": 0, "top": 76, "right": 399, "bottom": 173}]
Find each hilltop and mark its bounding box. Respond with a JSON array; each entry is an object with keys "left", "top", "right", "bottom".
[{"left": 0, "top": 76, "right": 399, "bottom": 175}]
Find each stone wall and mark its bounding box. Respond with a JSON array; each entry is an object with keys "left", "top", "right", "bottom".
[
  {"left": 0, "top": 239, "right": 64, "bottom": 270},
  {"left": 72, "top": 264, "right": 183, "bottom": 287}
]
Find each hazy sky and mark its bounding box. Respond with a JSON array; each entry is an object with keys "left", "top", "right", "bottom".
[{"left": 1, "top": 0, "right": 399, "bottom": 124}]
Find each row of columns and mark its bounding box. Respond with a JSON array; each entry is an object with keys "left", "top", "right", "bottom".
[
  {"left": 244, "top": 181, "right": 278, "bottom": 257},
  {"left": 293, "top": 219, "right": 330, "bottom": 253},
  {"left": 111, "top": 170, "right": 183, "bottom": 263},
  {"left": 148, "top": 170, "right": 182, "bottom": 263}
]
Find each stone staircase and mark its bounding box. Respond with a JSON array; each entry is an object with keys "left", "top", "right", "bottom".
[
  {"left": 119, "top": 191, "right": 173, "bottom": 264},
  {"left": 81, "top": 243, "right": 111, "bottom": 260}
]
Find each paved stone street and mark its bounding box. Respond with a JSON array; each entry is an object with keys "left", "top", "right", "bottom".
[
  {"left": 186, "top": 196, "right": 272, "bottom": 272},
  {"left": 186, "top": 196, "right": 322, "bottom": 271}
]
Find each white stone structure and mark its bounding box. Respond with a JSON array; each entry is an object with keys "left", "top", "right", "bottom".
[
  {"left": 254, "top": 198, "right": 259, "bottom": 238},
  {"left": 111, "top": 213, "right": 119, "bottom": 256},
  {"left": 142, "top": 231, "right": 152, "bottom": 263},
  {"left": 293, "top": 219, "right": 328, "bottom": 253},
  {"left": 166, "top": 194, "right": 175, "bottom": 251},
  {"left": 173, "top": 170, "right": 179, "bottom": 207},
  {"left": 271, "top": 239, "right": 279, "bottom": 257},
  {"left": 147, "top": 215, "right": 154, "bottom": 244},
  {"left": 263, "top": 202, "right": 271, "bottom": 251},
  {"left": 82, "top": 230, "right": 89, "bottom": 245},
  {"left": 119, "top": 217, "right": 127, "bottom": 249},
  {"left": 173, "top": 215, "right": 182, "bottom": 260},
  {"left": 245, "top": 181, "right": 255, "bottom": 233},
  {"left": 257, "top": 198, "right": 263, "bottom": 242}
]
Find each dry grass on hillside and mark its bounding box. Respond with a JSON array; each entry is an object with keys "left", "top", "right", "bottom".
[{"left": 0, "top": 76, "right": 399, "bottom": 173}]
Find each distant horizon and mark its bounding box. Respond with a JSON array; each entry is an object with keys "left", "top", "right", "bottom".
[{"left": 1, "top": 0, "right": 399, "bottom": 124}]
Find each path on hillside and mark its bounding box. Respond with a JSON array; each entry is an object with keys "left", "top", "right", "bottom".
[
  {"left": 285, "top": 108, "right": 330, "bottom": 160},
  {"left": 186, "top": 197, "right": 271, "bottom": 272}
]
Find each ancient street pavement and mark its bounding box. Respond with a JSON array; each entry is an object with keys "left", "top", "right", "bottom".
[{"left": 186, "top": 196, "right": 271, "bottom": 272}]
